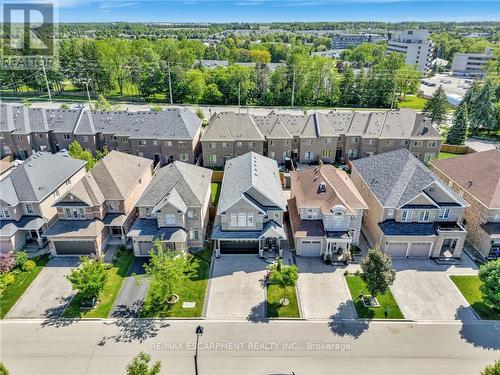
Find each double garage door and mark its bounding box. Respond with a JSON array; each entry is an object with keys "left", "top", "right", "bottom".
[
  {"left": 386, "top": 242, "right": 432, "bottom": 258},
  {"left": 54, "top": 240, "right": 96, "bottom": 255},
  {"left": 300, "top": 240, "right": 322, "bottom": 257},
  {"left": 220, "top": 240, "right": 259, "bottom": 254}
]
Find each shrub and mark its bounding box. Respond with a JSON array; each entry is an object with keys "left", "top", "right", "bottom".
[
  {"left": 14, "top": 251, "right": 29, "bottom": 268},
  {"left": 343, "top": 270, "right": 349, "bottom": 276},
  {"left": 355, "top": 270, "right": 360, "bottom": 277},
  {"left": 22, "top": 260, "right": 36, "bottom": 272},
  {"left": 2, "top": 273, "right": 16, "bottom": 286},
  {"left": 0, "top": 253, "right": 15, "bottom": 273},
  {"left": 481, "top": 360, "right": 500, "bottom": 375}
]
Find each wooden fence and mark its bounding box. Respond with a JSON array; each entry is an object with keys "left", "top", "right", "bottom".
[{"left": 440, "top": 144, "right": 474, "bottom": 154}]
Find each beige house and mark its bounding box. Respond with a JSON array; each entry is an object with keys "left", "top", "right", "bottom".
[
  {"left": 201, "top": 108, "right": 441, "bottom": 167},
  {"left": 211, "top": 152, "right": 287, "bottom": 257},
  {"left": 128, "top": 161, "right": 212, "bottom": 256},
  {"left": 288, "top": 162, "right": 368, "bottom": 260},
  {"left": 430, "top": 150, "right": 500, "bottom": 259},
  {"left": 0, "top": 153, "right": 86, "bottom": 252},
  {"left": 350, "top": 149, "right": 469, "bottom": 259},
  {"left": 44, "top": 151, "right": 153, "bottom": 256}
]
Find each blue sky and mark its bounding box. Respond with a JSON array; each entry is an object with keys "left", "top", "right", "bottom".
[{"left": 17, "top": 0, "right": 500, "bottom": 22}]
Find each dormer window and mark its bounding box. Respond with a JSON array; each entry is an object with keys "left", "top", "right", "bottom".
[{"left": 318, "top": 182, "right": 326, "bottom": 193}]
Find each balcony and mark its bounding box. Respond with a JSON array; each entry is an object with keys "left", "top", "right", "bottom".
[{"left": 435, "top": 221, "right": 466, "bottom": 233}]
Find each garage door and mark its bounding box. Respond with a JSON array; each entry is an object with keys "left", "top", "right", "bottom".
[
  {"left": 408, "top": 242, "right": 432, "bottom": 258},
  {"left": 386, "top": 242, "right": 408, "bottom": 257},
  {"left": 220, "top": 241, "right": 259, "bottom": 254},
  {"left": 138, "top": 241, "right": 154, "bottom": 256},
  {"left": 54, "top": 241, "right": 95, "bottom": 255},
  {"left": 300, "top": 240, "right": 322, "bottom": 257}
]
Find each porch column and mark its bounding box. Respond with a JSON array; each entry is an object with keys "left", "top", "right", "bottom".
[
  {"left": 35, "top": 229, "right": 44, "bottom": 248},
  {"left": 214, "top": 239, "right": 220, "bottom": 258},
  {"left": 120, "top": 227, "right": 126, "bottom": 244},
  {"left": 259, "top": 239, "right": 264, "bottom": 258},
  {"left": 278, "top": 238, "right": 283, "bottom": 257}
]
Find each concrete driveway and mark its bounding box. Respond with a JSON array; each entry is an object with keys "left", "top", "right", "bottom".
[
  {"left": 390, "top": 258, "right": 478, "bottom": 321},
  {"left": 6, "top": 257, "right": 78, "bottom": 319},
  {"left": 296, "top": 257, "right": 357, "bottom": 320},
  {"left": 205, "top": 255, "right": 267, "bottom": 319}
]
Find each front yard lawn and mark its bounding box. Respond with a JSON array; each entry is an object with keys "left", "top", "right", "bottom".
[
  {"left": 450, "top": 275, "right": 500, "bottom": 320},
  {"left": 267, "top": 285, "right": 300, "bottom": 318},
  {"left": 211, "top": 182, "right": 221, "bottom": 206},
  {"left": 0, "top": 255, "right": 49, "bottom": 319},
  {"left": 345, "top": 274, "right": 404, "bottom": 319},
  {"left": 63, "top": 250, "right": 134, "bottom": 318},
  {"left": 141, "top": 246, "right": 212, "bottom": 318}
]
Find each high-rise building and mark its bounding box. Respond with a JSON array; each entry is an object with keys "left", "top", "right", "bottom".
[{"left": 387, "top": 29, "right": 435, "bottom": 72}]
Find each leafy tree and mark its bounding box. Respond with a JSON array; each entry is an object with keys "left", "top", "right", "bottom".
[
  {"left": 478, "top": 259, "right": 500, "bottom": 311},
  {"left": 0, "top": 253, "right": 16, "bottom": 273},
  {"left": 249, "top": 49, "right": 271, "bottom": 63},
  {"left": 66, "top": 257, "right": 108, "bottom": 301},
  {"left": 423, "top": 85, "right": 449, "bottom": 125},
  {"left": 183, "top": 70, "right": 206, "bottom": 103},
  {"left": 338, "top": 67, "right": 355, "bottom": 107},
  {"left": 126, "top": 352, "right": 161, "bottom": 375},
  {"left": 360, "top": 248, "right": 396, "bottom": 301},
  {"left": 94, "top": 94, "right": 112, "bottom": 111},
  {"left": 446, "top": 102, "right": 469, "bottom": 145},
  {"left": 14, "top": 251, "right": 29, "bottom": 268},
  {"left": 144, "top": 240, "right": 198, "bottom": 302},
  {"left": 68, "top": 140, "right": 107, "bottom": 170},
  {"left": 267, "top": 258, "right": 299, "bottom": 303},
  {"left": 395, "top": 65, "right": 420, "bottom": 98},
  {"left": 481, "top": 360, "right": 500, "bottom": 375}
]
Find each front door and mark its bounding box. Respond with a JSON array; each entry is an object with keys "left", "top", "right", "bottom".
[
  {"left": 335, "top": 149, "right": 343, "bottom": 162},
  {"left": 440, "top": 238, "right": 458, "bottom": 257},
  {"left": 111, "top": 227, "right": 122, "bottom": 237}
]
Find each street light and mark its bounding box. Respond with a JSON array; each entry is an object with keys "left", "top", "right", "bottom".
[{"left": 194, "top": 325, "right": 204, "bottom": 375}]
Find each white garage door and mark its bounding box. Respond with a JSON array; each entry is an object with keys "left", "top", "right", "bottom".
[
  {"left": 300, "top": 240, "right": 321, "bottom": 257},
  {"left": 408, "top": 242, "right": 432, "bottom": 258},
  {"left": 386, "top": 242, "right": 408, "bottom": 257}
]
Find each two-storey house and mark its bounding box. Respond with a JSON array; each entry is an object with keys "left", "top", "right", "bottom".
[
  {"left": 128, "top": 161, "right": 212, "bottom": 256},
  {"left": 350, "top": 149, "right": 469, "bottom": 259},
  {"left": 44, "top": 151, "right": 153, "bottom": 256},
  {"left": 430, "top": 150, "right": 500, "bottom": 259},
  {"left": 211, "top": 152, "right": 287, "bottom": 257},
  {"left": 0, "top": 152, "right": 86, "bottom": 252},
  {"left": 289, "top": 162, "right": 368, "bottom": 259}
]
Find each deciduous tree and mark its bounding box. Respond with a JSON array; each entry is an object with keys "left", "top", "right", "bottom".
[{"left": 360, "top": 248, "right": 396, "bottom": 301}]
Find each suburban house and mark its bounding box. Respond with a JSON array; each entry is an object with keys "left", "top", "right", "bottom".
[
  {"left": 211, "top": 152, "right": 287, "bottom": 257},
  {"left": 128, "top": 161, "right": 212, "bottom": 256},
  {"left": 1, "top": 103, "right": 203, "bottom": 165},
  {"left": 44, "top": 151, "right": 153, "bottom": 256},
  {"left": 0, "top": 152, "right": 86, "bottom": 252},
  {"left": 201, "top": 108, "right": 441, "bottom": 167},
  {"left": 350, "top": 149, "right": 469, "bottom": 258},
  {"left": 430, "top": 150, "right": 500, "bottom": 259},
  {"left": 288, "top": 162, "right": 368, "bottom": 259}
]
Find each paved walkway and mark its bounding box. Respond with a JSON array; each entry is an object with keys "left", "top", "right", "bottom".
[
  {"left": 296, "top": 257, "right": 357, "bottom": 320},
  {"left": 6, "top": 257, "right": 78, "bottom": 319}
]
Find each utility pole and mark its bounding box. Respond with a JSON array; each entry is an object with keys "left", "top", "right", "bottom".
[
  {"left": 40, "top": 57, "right": 52, "bottom": 102},
  {"left": 85, "top": 79, "right": 92, "bottom": 109},
  {"left": 291, "top": 65, "right": 296, "bottom": 108},
  {"left": 167, "top": 63, "right": 173, "bottom": 105}
]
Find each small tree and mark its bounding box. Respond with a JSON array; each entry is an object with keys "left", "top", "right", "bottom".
[
  {"left": 423, "top": 85, "right": 449, "bottom": 125},
  {"left": 361, "top": 248, "right": 396, "bottom": 302},
  {"left": 0, "top": 253, "right": 15, "bottom": 273},
  {"left": 14, "top": 251, "right": 29, "bottom": 269},
  {"left": 267, "top": 258, "right": 299, "bottom": 304},
  {"left": 446, "top": 102, "right": 469, "bottom": 145},
  {"left": 144, "top": 240, "right": 198, "bottom": 302},
  {"left": 94, "top": 94, "right": 111, "bottom": 111},
  {"left": 126, "top": 352, "right": 161, "bottom": 375},
  {"left": 66, "top": 257, "right": 108, "bottom": 302},
  {"left": 60, "top": 103, "right": 70, "bottom": 110},
  {"left": 478, "top": 259, "right": 500, "bottom": 311},
  {"left": 481, "top": 359, "right": 500, "bottom": 375}
]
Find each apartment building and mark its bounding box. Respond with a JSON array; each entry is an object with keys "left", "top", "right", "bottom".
[
  {"left": 331, "top": 33, "right": 386, "bottom": 49},
  {"left": 387, "top": 29, "right": 435, "bottom": 72},
  {"left": 0, "top": 104, "right": 202, "bottom": 165},
  {"left": 201, "top": 108, "right": 441, "bottom": 167},
  {"left": 452, "top": 48, "right": 496, "bottom": 78}
]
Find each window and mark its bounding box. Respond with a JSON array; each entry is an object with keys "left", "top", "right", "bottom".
[
  {"left": 387, "top": 140, "right": 393, "bottom": 147},
  {"left": 25, "top": 204, "right": 34, "bottom": 214},
  {"left": 412, "top": 153, "right": 421, "bottom": 159},
  {"left": 165, "top": 214, "right": 176, "bottom": 225},
  {"left": 270, "top": 140, "right": 274, "bottom": 146},
  {"left": 237, "top": 213, "right": 246, "bottom": 227},
  {"left": 209, "top": 142, "right": 216, "bottom": 149},
  {"left": 65, "top": 208, "right": 71, "bottom": 218},
  {"left": 53, "top": 190, "right": 60, "bottom": 198},
  {"left": 333, "top": 211, "right": 343, "bottom": 224},
  {"left": 178, "top": 141, "right": 187, "bottom": 147},
  {"left": 16, "top": 135, "right": 23, "bottom": 141},
  {"left": 139, "top": 140, "right": 147, "bottom": 146},
  {"left": 79, "top": 208, "right": 85, "bottom": 217},
  {"left": 347, "top": 149, "right": 357, "bottom": 158},
  {"left": 236, "top": 142, "right": 242, "bottom": 147},
  {"left": 419, "top": 211, "right": 430, "bottom": 221},
  {"left": 387, "top": 209, "right": 394, "bottom": 218},
  {"left": 122, "top": 137, "right": 128, "bottom": 143},
  {"left": 438, "top": 208, "right": 450, "bottom": 219},
  {"left": 368, "top": 139, "right": 375, "bottom": 145},
  {"left": 2, "top": 209, "right": 10, "bottom": 218},
  {"left": 284, "top": 140, "right": 289, "bottom": 146},
  {"left": 412, "top": 141, "right": 423, "bottom": 147},
  {"left": 153, "top": 140, "right": 158, "bottom": 146},
  {"left": 165, "top": 141, "right": 172, "bottom": 146},
  {"left": 269, "top": 151, "right": 275, "bottom": 158},
  {"left": 322, "top": 149, "right": 332, "bottom": 158},
  {"left": 190, "top": 230, "right": 199, "bottom": 240},
  {"left": 293, "top": 136, "right": 299, "bottom": 143},
  {"left": 448, "top": 180, "right": 453, "bottom": 188},
  {"left": 112, "top": 136, "right": 118, "bottom": 141},
  {"left": 222, "top": 142, "right": 228, "bottom": 148},
  {"left": 427, "top": 141, "right": 437, "bottom": 148},
  {"left": 247, "top": 213, "right": 254, "bottom": 227},
  {"left": 401, "top": 210, "right": 412, "bottom": 221},
  {"left": 208, "top": 154, "right": 217, "bottom": 163},
  {"left": 352, "top": 137, "right": 359, "bottom": 144},
  {"left": 179, "top": 153, "right": 188, "bottom": 161},
  {"left": 37, "top": 134, "right": 44, "bottom": 139},
  {"left": 145, "top": 208, "right": 151, "bottom": 218},
  {"left": 83, "top": 136, "right": 89, "bottom": 142},
  {"left": 401, "top": 140, "right": 409, "bottom": 146},
  {"left": 63, "top": 134, "right": 71, "bottom": 140},
  {"left": 493, "top": 214, "right": 500, "bottom": 222},
  {"left": 249, "top": 142, "right": 256, "bottom": 148},
  {"left": 230, "top": 213, "right": 237, "bottom": 227},
  {"left": 188, "top": 209, "right": 198, "bottom": 219},
  {"left": 325, "top": 138, "right": 332, "bottom": 144}
]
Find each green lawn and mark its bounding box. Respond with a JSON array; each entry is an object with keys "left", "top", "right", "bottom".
[
  {"left": 267, "top": 285, "right": 300, "bottom": 318},
  {"left": 63, "top": 250, "right": 134, "bottom": 318},
  {"left": 141, "top": 246, "right": 212, "bottom": 318},
  {"left": 449, "top": 275, "right": 500, "bottom": 320},
  {"left": 438, "top": 152, "right": 461, "bottom": 160},
  {"left": 211, "top": 182, "right": 221, "bottom": 206},
  {"left": 398, "top": 95, "right": 428, "bottom": 110},
  {"left": 345, "top": 275, "right": 404, "bottom": 319},
  {"left": 0, "top": 255, "right": 49, "bottom": 319}
]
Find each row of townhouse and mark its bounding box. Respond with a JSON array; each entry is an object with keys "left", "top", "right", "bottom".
[
  {"left": 201, "top": 108, "right": 442, "bottom": 167},
  {"left": 2, "top": 148, "right": 496, "bottom": 261},
  {"left": 0, "top": 104, "right": 202, "bottom": 165}
]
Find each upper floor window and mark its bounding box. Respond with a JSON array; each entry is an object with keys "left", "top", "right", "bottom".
[
  {"left": 325, "top": 138, "right": 332, "bottom": 144},
  {"left": 284, "top": 140, "right": 289, "bottom": 146},
  {"left": 494, "top": 214, "right": 500, "bottom": 222},
  {"left": 222, "top": 142, "right": 228, "bottom": 148},
  {"left": 145, "top": 208, "right": 151, "bottom": 218},
  {"left": 293, "top": 136, "right": 299, "bottom": 143},
  {"left": 401, "top": 210, "right": 412, "bottom": 221},
  {"left": 387, "top": 209, "right": 394, "bottom": 218},
  {"left": 178, "top": 141, "right": 187, "bottom": 147},
  {"left": 165, "top": 141, "right": 172, "bottom": 147},
  {"left": 401, "top": 140, "right": 409, "bottom": 146},
  {"left": 333, "top": 211, "right": 343, "bottom": 224},
  {"left": 25, "top": 204, "right": 34, "bottom": 214},
  {"left": 387, "top": 140, "right": 393, "bottom": 147},
  {"left": 247, "top": 141, "right": 255, "bottom": 148},
  {"left": 236, "top": 142, "right": 242, "bottom": 147},
  {"left": 208, "top": 154, "right": 217, "bottom": 163},
  {"left": 368, "top": 139, "right": 375, "bottom": 145},
  {"left": 412, "top": 141, "right": 423, "bottom": 147},
  {"left": 65, "top": 207, "right": 85, "bottom": 218},
  {"left": 438, "top": 208, "right": 450, "bottom": 219},
  {"left": 83, "top": 136, "right": 89, "bottom": 142},
  {"left": 139, "top": 140, "right": 147, "bottom": 146},
  {"left": 17, "top": 135, "right": 23, "bottom": 141},
  {"left": 237, "top": 213, "right": 247, "bottom": 227},
  {"left": 269, "top": 140, "right": 274, "bottom": 146},
  {"left": 187, "top": 209, "right": 198, "bottom": 219},
  {"left": 427, "top": 141, "right": 437, "bottom": 148},
  {"left": 153, "top": 140, "right": 158, "bottom": 146},
  {"left": 165, "top": 213, "right": 176, "bottom": 225},
  {"left": 1, "top": 209, "right": 10, "bottom": 218},
  {"left": 53, "top": 190, "right": 60, "bottom": 198},
  {"left": 63, "top": 134, "right": 71, "bottom": 140},
  {"left": 419, "top": 210, "right": 430, "bottom": 221},
  {"left": 37, "top": 134, "right": 44, "bottom": 139},
  {"left": 209, "top": 142, "right": 216, "bottom": 149},
  {"left": 230, "top": 213, "right": 237, "bottom": 227},
  {"left": 352, "top": 137, "right": 359, "bottom": 144},
  {"left": 179, "top": 153, "right": 188, "bottom": 161},
  {"left": 247, "top": 213, "right": 254, "bottom": 227}
]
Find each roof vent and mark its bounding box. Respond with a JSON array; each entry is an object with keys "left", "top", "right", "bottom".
[{"left": 318, "top": 181, "right": 326, "bottom": 193}]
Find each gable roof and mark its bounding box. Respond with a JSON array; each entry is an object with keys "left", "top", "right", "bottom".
[
  {"left": 430, "top": 149, "right": 500, "bottom": 208},
  {"left": 351, "top": 148, "right": 466, "bottom": 208},
  {"left": 217, "top": 152, "right": 285, "bottom": 215},
  {"left": 202, "top": 112, "right": 264, "bottom": 142},
  {"left": 291, "top": 164, "right": 368, "bottom": 214},
  {"left": 57, "top": 151, "right": 152, "bottom": 206},
  {"left": 0, "top": 152, "right": 86, "bottom": 206},
  {"left": 137, "top": 161, "right": 212, "bottom": 208}
]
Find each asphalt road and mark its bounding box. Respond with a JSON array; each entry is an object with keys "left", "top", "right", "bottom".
[{"left": 1, "top": 319, "right": 498, "bottom": 375}]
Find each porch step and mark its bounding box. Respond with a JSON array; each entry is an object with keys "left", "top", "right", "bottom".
[{"left": 434, "top": 257, "right": 461, "bottom": 265}]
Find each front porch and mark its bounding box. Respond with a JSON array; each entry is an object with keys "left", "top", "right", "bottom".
[
  {"left": 103, "top": 213, "right": 130, "bottom": 245},
  {"left": 0, "top": 216, "right": 48, "bottom": 251},
  {"left": 435, "top": 221, "right": 467, "bottom": 258},
  {"left": 323, "top": 231, "right": 352, "bottom": 262}
]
